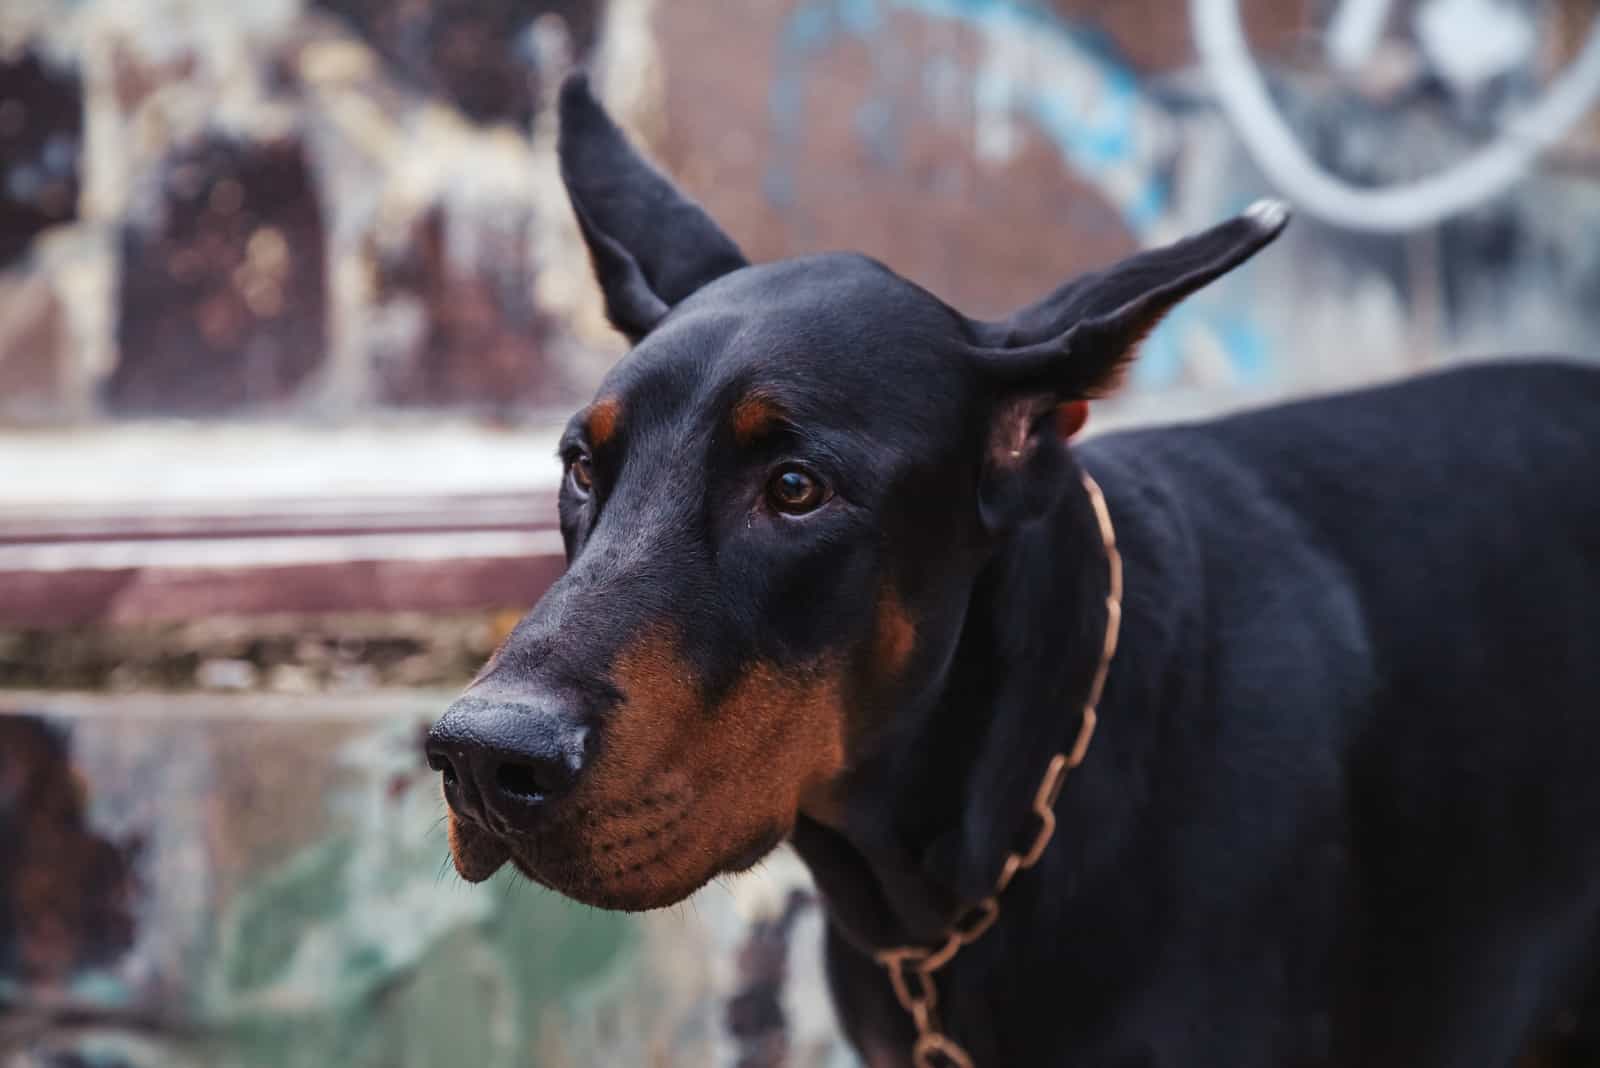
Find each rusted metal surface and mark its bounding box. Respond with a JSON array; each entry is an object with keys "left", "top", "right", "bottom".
[
  {"left": 0, "top": 50, "right": 81, "bottom": 269},
  {"left": 106, "top": 135, "right": 328, "bottom": 414},
  {"left": 368, "top": 207, "right": 568, "bottom": 413},
  {"left": 0, "top": 272, "right": 70, "bottom": 423},
  {"left": 653, "top": 0, "right": 1139, "bottom": 321},
  {"left": 312, "top": 0, "right": 601, "bottom": 127},
  {"left": 0, "top": 716, "right": 140, "bottom": 986}
]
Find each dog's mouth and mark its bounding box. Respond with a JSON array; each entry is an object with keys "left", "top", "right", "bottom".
[
  {"left": 438, "top": 642, "right": 850, "bottom": 910},
  {"left": 444, "top": 778, "right": 785, "bottom": 911}
]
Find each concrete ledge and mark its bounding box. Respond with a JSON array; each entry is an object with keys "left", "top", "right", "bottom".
[
  {"left": 0, "top": 520, "right": 566, "bottom": 627},
  {"left": 0, "top": 392, "right": 1293, "bottom": 628},
  {"left": 0, "top": 422, "right": 565, "bottom": 511},
  {"left": 0, "top": 422, "right": 571, "bottom": 627}
]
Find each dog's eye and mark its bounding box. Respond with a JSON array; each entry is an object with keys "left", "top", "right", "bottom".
[
  {"left": 567, "top": 452, "right": 594, "bottom": 497},
  {"left": 767, "top": 465, "right": 828, "bottom": 515}
]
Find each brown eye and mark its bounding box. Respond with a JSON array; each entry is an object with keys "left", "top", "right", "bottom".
[
  {"left": 568, "top": 452, "right": 593, "bottom": 496},
  {"left": 767, "top": 465, "right": 828, "bottom": 515}
]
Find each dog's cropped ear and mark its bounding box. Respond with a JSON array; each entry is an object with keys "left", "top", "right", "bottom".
[
  {"left": 968, "top": 201, "right": 1289, "bottom": 530},
  {"left": 558, "top": 72, "right": 748, "bottom": 341}
]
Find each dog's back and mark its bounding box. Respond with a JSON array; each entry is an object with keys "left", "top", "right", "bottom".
[{"left": 1082, "top": 358, "right": 1600, "bottom": 1063}]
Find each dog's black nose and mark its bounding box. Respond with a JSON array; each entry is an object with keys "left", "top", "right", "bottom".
[{"left": 426, "top": 695, "right": 589, "bottom": 828}]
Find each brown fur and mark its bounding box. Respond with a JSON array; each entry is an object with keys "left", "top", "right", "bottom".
[
  {"left": 447, "top": 797, "right": 510, "bottom": 881},
  {"left": 988, "top": 397, "right": 1092, "bottom": 472},
  {"left": 987, "top": 394, "right": 1055, "bottom": 469},
  {"left": 1053, "top": 399, "right": 1089, "bottom": 439},
  {"left": 732, "top": 392, "right": 785, "bottom": 444},
  {"left": 586, "top": 396, "right": 621, "bottom": 447},
  {"left": 874, "top": 585, "right": 917, "bottom": 682},
  {"left": 511, "top": 627, "right": 848, "bottom": 909}
]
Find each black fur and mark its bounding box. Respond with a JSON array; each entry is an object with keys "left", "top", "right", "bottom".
[
  {"left": 557, "top": 73, "right": 748, "bottom": 340},
  {"left": 812, "top": 361, "right": 1600, "bottom": 1067},
  {"left": 429, "top": 73, "right": 1600, "bottom": 1067}
]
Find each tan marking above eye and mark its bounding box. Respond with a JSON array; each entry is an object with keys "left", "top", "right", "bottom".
[
  {"left": 732, "top": 392, "right": 784, "bottom": 444},
  {"left": 586, "top": 397, "right": 622, "bottom": 447}
]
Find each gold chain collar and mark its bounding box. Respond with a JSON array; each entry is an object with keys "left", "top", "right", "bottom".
[{"left": 872, "top": 472, "right": 1124, "bottom": 1068}]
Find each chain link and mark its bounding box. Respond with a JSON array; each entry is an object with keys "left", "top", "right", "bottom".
[
  {"left": 872, "top": 472, "right": 1123, "bottom": 1068},
  {"left": 914, "top": 1031, "right": 978, "bottom": 1068}
]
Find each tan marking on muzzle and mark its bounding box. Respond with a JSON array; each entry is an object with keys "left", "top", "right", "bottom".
[
  {"left": 874, "top": 585, "right": 917, "bottom": 681},
  {"left": 559, "top": 627, "right": 847, "bottom": 905},
  {"left": 446, "top": 804, "right": 511, "bottom": 882},
  {"left": 714, "top": 657, "right": 847, "bottom": 815}
]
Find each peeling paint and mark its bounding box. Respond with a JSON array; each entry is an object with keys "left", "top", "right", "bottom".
[
  {"left": 765, "top": 0, "right": 1283, "bottom": 388},
  {"left": 0, "top": 699, "right": 855, "bottom": 1067},
  {"left": 770, "top": 0, "right": 1172, "bottom": 231}
]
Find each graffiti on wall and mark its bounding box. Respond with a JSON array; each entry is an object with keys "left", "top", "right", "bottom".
[{"left": 763, "top": 0, "right": 1275, "bottom": 388}]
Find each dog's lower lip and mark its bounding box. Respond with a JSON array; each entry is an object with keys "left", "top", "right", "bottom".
[
  {"left": 453, "top": 834, "right": 513, "bottom": 882},
  {"left": 725, "top": 827, "right": 785, "bottom": 872},
  {"left": 509, "top": 845, "right": 591, "bottom": 897}
]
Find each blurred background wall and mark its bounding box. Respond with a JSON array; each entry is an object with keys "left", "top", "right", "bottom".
[
  {"left": 2, "top": 1, "right": 1598, "bottom": 1066},
  {"left": 1, "top": 0, "right": 1597, "bottom": 428}
]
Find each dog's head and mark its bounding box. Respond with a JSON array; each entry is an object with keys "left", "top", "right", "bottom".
[{"left": 426, "top": 73, "right": 1286, "bottom": 910}]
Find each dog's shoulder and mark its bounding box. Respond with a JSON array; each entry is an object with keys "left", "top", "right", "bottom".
[
  {"left": 1076, "top": 357, "right": 1600, "bottom": 720},
  {"left": 1086, "top": 357, "right": 1599, "bottom": 506}
]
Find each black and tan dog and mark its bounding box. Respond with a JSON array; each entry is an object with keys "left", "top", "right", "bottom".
[{"left": 427, "top": 73, "right": 1600, "bottom": 1067}]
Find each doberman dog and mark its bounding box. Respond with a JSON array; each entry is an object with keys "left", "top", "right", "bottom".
[{"left": 426, "top": 73, "right": 1600, "bottom": 1067}]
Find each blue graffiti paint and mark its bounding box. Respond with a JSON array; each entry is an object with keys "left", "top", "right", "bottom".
[
  {"left": 921, "top": 53, "right": 964, "bottom": 120},
  {"left": 1221, "top": 319, "right": 1270, "bottom": 383},
  {"left": 767, "top": 0, "right": 1274, "bottom": 386},
  {"left": 787, "top": 4, "right": 837, "bottom": 51},
  {"left": 771, "top": 0, "right": 1168, "bottom": 234},
  {"left": 855, "top": 96, "right": 900, "bottom": 167},
  {"left": 1132, "top": 302, "right": 1275, "bottom": 389},
  {"left": 840, "top": 0, "right": 884, "bottom": 34}
]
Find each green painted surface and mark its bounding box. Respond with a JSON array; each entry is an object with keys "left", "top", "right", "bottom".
[
  {"left": 202, "top": 723, "right": 637, "bottom": 1067},
  {"left": 0, "top": 697, "right": 850, "bottom": 1068}
]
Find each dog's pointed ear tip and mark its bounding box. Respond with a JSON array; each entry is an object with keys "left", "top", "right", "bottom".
[
  {"left": 558, "top": 69, "right": 593, "bottom": 108},
  {"left": 556, "top": 70, "right": 621, "bottom": 177},
  {"left": 556, "top": 69, "right": 605, "bottom": 139},
  {"left": 1243, "top": 198, "right": 1292, "bottom": 237}
]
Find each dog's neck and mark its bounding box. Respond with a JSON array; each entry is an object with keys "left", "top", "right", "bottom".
[{"left": 793, "top": 452, "right": 1192, "bottom": 955}]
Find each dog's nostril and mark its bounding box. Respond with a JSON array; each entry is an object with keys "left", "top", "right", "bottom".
[
  {"left": 495, "top": 760, "right": 553, "bottom": 802},
  {"left": 427, "top": 751, "right": 459, "bottom": 787}
]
